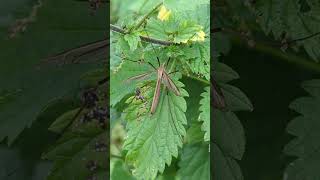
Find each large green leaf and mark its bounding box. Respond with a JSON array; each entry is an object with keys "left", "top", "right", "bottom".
[
  {"left": 178, "top": 143, "right": 210, "bottom": 180},
  {"left": 284, "top": 79, "right": 320, "bottom": 179},
  {"left": 0, "top": 0, "right": 106, "bottom": 144},
  {"left": 123, "top": 81, "right": 188, "bottom": 179},
  {"left": 199, "top": 87, "right": 210, "bottom": 142},
  {"left": 163, "top": 0, "right": 209, "bottom": 13},
  {"left": 213, "top": 62, "right": 252, "bottom": 180},
  {"left": 43, "top": 122, "right": 107, "bottom": 180},
  {"left": 0, "top": 96, "right": 75, "bottom": 180},
  {"left": 212, "top": 143, "right": 243, "bottom": 180}
]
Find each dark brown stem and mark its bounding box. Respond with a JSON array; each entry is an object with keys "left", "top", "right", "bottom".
[{"left": 110, "top": 24, "right": 176, "bottom": 46}]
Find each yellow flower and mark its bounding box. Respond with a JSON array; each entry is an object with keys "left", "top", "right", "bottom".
[
  {"left": 191, "top": 30, "right": 206, "bottom": 42},
  {"left": 157, "top": 5, "right": 171, "bottom": 21}
]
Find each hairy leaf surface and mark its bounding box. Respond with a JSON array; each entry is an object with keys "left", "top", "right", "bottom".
[{"left": 123, "top": 81, "right": 188, "bottom": 179}]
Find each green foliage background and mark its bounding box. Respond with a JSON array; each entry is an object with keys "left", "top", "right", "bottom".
[
  {"left": 214, "top": 0, "right": 320, "bottom": 179},
  {"left": 0, "top": 0, "right": 320, "bottom": 180},
  {"left": 110, "top": 0, "right": 210, "bottom": 179}
]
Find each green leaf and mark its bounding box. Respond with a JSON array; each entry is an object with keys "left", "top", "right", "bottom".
[
  {"left": 178, "top": 143, "right": 210, "bottom": 180},
  {"left": 111, "top": 160, "right": 136, "bottom": 180},
  {"left": 255, "top": 1, "right": 320, "bottom": 61},
  {"left": 185, "top": 122, "right": 205, "bottom": 144},
  {"left": 110, "top": 61, "right": 155, "bottom": 106},
  {"left": 0, "top": 97, "right": 74, "bottom": 180},
  {"left": 213, "top": 61, "right": 251, "bottom": 179},
  {"left": 221, "top": 84, "right": 253, "bottom": 112},
  {"left": 212, "top": 143, "right": 243, "bottom": 180},
  {"left": 185, "top": 42, "right": 210, "bottom": 81},
  {"left": 0, "top": 145, "right": 52, "bottom": 180},
  {"left": 124, "top": 33, "right": 141, "bottom": 51},
  {"left": 145, "top": 17, "right": 203, "bottom": 44},
  {"left": 213, "top": 109, "right": 245, "bottom": 160},
  {"left": 164, "top": 0, "right": 209, "bottom": 13},
  {"left": 48, "top": 108, "right": 79, "bottom": 133},
  {"left": 123, "top": 81, "right": 188, "bottom": 179},
  {"left": 214, "top": 62, "right": 239, "bottom": 83},
  {"left": 43, "top": 123, "right": 108, "bottom": 180},
  {"left": 199, "top": 87, "right": 210, "bottom": 142},
  {"left": 283, "top": 79, "right": 320, "bottom": 179}
]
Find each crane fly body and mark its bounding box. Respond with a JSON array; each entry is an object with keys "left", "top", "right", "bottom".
[{"left": 125, "top": 57, "right": 180, "bottom": 114}]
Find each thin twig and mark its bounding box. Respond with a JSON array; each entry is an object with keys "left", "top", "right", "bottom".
[
  {"left": 110, "top": 24, "right": 175, "bottom": 46},
  {"left": 214, "top": 27, "right": 320, "bottom": 47}
]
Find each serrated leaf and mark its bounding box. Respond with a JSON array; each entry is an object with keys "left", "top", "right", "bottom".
[
  {"left": 214, "top": 62, "right": 239, "bottom": 83},
  {"left": 213, "top": 60, "right": 251, "bottom": 179},
  {"left": 177, "top": 143, "right": 210, "bottom": 180},
  {"left": 185, "top": 122, "right": 205, "bottom": 144},
  {"left": 212, "top": 143, "right": 243, "bottom": 180},
  {"left": 123, "top": 81, "right": 188, "bottom": 179},
  {"left": 283, "top": 79, "right": 320, "bottom": 180},
  {"left": 0, "top": 98, "right": 73, "bottom": 180},
  {"left": 199, "top": 87, "right": 210, "bottom": 141},
  {"left": 213, "top": 109, "right": 245, "bottom": 160},
  {"left": 186, "top": 42, "right": 210, "bottom": 80},
  {"left": 44, "top": 123, "right": 108, "bottom": 180},
  {"left": 124, "top": 33, "right": 141, "bottom": 51},
  {"left": 221, "top": 84, "right": 253, "bottom": 111},
  {"left": 48, "top": 108, "right": 79, "bottom": 133}
]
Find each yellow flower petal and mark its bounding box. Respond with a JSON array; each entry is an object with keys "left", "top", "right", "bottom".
[
  {"left": 191, "top": 30, "right": 206, "bottom": 42},
  {"left": 157, "top": 5, "right": 171, "bottom": 21}
]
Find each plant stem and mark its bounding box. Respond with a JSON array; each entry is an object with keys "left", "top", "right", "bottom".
[
  {"left": 231, "top": 37, "right": 320, "bottom": 73},
  {"left": 111, "top": 24, "right": 175, "bottom": 46},
  {"left": 216, "top": 27, "right": 320, "bottom": 73},
  {"left": 133, "top": 2, "right": 163, "bottom": 32},
  {"left": 183, "top": 73, "right": 210, "bottom": 85}
]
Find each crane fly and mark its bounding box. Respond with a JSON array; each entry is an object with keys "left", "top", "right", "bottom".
[
  {"left": 38, "top": 38, "right": 108, "bottom": 67},
  {"left": 126, "top": 57, "right": 180, "bottom": 114},
  {"left": 212, "top": 77, "right": 226, "bottom": 110}
]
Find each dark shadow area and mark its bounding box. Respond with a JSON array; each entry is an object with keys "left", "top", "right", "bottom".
[{"left": 223, "top": 45, "right": 318, "bottom": 180}]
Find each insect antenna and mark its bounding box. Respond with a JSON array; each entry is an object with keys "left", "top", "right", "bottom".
[
  {"left": 145, "top": 31, "right": 162, "bottom": 67},
  {"left": 168, "top": 70, "right": 178, "bottom": 75}
]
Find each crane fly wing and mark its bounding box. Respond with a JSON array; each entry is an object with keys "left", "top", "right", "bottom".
[
  {"left": 124, "top": 71, "right": 153, "bottom": 84},
  {"left": 162, "top": 71, "right": 180, "bottom": 96},
  {"left": 150, "top": 69, "right": 164, "bottom": 114},
  {"left": 38, "top": 39, "right": 108, "bottom": 67}
]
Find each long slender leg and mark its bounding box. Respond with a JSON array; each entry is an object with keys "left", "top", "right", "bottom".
[
  {"left": 168, "top": 70, "right": 178, "bottom": 75},
  {"left": 148, "top": 62, "right": 157, "bottom": 70},
  {"left": 165, "top": 57, "right": 171, "bottom": 67},
  {"left": 156, "top": 57, "right": 160, "bottom": 67}
]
